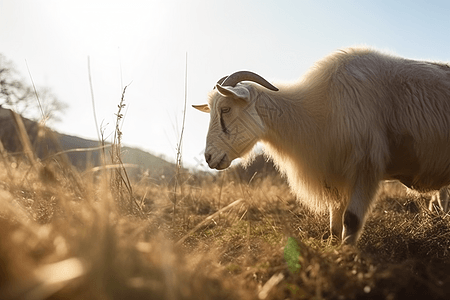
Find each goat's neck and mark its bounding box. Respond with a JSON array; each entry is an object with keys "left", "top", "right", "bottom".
[{"left": 256, "top": 89, "right": 316, "bottom": 160}]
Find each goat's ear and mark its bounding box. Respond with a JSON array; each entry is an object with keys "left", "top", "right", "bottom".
[
  {"left": 216, "top": 85, "right": 250, "bottom": 101},
  {"left": 192, "top": 104, "right": 210, "bottom": 113}
]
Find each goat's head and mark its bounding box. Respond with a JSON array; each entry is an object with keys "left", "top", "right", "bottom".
[{"left": 193, "top": 71, "right": 278, "bottom": 170}]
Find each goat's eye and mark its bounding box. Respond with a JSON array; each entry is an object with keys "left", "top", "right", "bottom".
[{"left": 221, "top": 107, "right": 231, "bottom": 114}]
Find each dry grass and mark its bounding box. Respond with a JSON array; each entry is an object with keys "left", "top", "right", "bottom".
[{"left": 1, "top": 110, "right": 450, "bottom": 299}]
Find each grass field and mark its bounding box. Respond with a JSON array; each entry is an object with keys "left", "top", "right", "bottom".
[{"left": 1, "top": 113, "right": 450, "bottom": 300}]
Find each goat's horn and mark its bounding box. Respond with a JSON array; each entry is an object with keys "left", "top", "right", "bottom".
[
  {"left": 213, "top": 76, "right": 228, "bottom": 89},
  {"left": 217, "top": 76, "right": 228, "bottom": 85},
  {"left": 220, "top": 71, "right": 279, "bottom": 91}
]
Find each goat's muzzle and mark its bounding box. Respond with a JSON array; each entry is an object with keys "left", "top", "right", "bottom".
[{"left": 205, "top": 152, "right": 230, "bottom": 170}]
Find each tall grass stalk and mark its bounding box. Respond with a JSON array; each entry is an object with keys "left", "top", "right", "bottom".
[
  {"left": 87, "top": 56, "right": 101, "bottom": 142},
  {"left": 9, "top": 110, "right": 39, "bottom": 169},
  {"left": 25, "top": 59, "right": 46, "bottom": 123},
  {"left": 0, "top": 140, "right": 13, "bottom": 181},
  {"left": 172, "top": 52, "right": 188, "bottom": 224},
  {"left": 110, "top": 85, "right": 143, "bottom": 217}
]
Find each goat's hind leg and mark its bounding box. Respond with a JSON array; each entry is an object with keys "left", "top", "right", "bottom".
[{"left": 439, "top": 186, "right": 449, "bottom": 212}]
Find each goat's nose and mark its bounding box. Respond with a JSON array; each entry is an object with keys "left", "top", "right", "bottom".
[{"left": 205, "top": 153, "right": 212, "bottom": 164}]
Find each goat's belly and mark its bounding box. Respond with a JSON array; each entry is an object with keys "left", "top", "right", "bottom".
[
  {"left": 386, "top": 173, "right": 450, "bottom": 192},
  {"left": 385, "top": 146, "right": 450, "bottom": 191},
  {"left": 384, "top": 132, "right": 450, "bottom": 192}
]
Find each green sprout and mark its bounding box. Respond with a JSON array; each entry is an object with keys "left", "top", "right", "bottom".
[{"left": 284, "top": 237, "right": 301, "bottom": 274}]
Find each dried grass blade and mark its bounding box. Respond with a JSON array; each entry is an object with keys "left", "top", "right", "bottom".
[{"left": 175, "top": 198, "right": 244, "bottom": 246}]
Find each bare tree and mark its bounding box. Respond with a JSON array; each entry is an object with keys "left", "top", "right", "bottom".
[
  {"left": 0, "top": 54, "right": 67, "bottom": 124},
  {"left": 0, "top": 54, "right": 33, "bottom": 113}
]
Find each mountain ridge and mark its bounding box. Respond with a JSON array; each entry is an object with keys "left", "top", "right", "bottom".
[{"left": 0, "top": 107, "right": 176, "bottom": 180}]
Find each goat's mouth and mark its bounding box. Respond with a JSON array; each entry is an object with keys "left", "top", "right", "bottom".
[{"left": 210, "top": 154, "right": 230, "bottom": 170}]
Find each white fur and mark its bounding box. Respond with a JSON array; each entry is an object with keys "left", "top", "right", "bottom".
[{"left": 195, "top": 46, "right": 450, "bottom": 244}]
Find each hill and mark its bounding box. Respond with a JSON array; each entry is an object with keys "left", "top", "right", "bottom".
[{"left": 0, "top": 107, "right": 175, "bottom": 180}]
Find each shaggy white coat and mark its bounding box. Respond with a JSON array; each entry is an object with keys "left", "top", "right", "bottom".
[{"left": 198, "top": 46, "right": 450, "bottom": 243}]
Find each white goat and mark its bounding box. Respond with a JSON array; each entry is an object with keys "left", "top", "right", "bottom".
[{"left": 193, "top": 46, "right": 450, "bottom": 244}]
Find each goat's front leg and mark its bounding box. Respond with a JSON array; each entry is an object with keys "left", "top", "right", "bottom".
[{"left": 342, "top": 179, "right": 379, "bottom": 245}]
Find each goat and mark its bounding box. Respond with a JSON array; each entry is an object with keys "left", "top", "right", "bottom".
[{"left": 193, "top": 46, "right": 450, "bottom": 244}]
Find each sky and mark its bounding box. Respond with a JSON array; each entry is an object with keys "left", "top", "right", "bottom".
[{"left": 1, "top": 0, "right": 450, "bottom": 172}]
